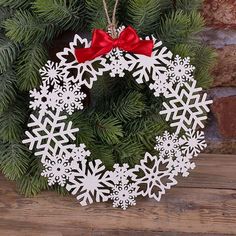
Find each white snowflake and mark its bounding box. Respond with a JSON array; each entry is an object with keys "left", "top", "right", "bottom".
[
  {"left": 160, "top": 80, "right": 213, "bottom": 134},
  {"left": 22, "top": 109, "right": 79, "bottom": 161},
  {"left": 57, "top": 34, "right": 107, "bottom": 89},
  {"left": 125, "top": 37, "right": 172, "bottom": 84},
  {"left": 167, "top": 55, "right": 195, "bottom": 86},
  {"left": 180, "top": 129, "right": 207, "bottom": 157},
  {"left": 70, "top": 144, "right": 91, "bottom": 169},
  {"left": 109, "top": 183, "right": 137, "bottom": 210},
  {"left": 172, "top": 153, "right": 196, "bottom": 177},
  {"left": 132, "top": 152, "right": 177, "bottom": 201},
  {"left": 41, "top": 154, "right": 71, "bottom": 186},
  {"left": 29, "top": 81, "right": 57, "bottom": 114},
  {"left": 149, "top": 72, "right": 172, "bottom": 97},
  {"left": 105, "top": 48, "right": 129, "bottom": 77},
  {"left": 54, "top": 79, "right": 86, "bottom": 115},
  {"left": 39, "top": 60, "right": 66, "bottom": 85},
  {"left": 109, "top": 163, "right": 132, "bottom": 185},
  {"left": 66, "top": 159, "right": 113, "bottom": 206},
  {"left": 155, "top": 131, "right": 180, "bottom": 159}
]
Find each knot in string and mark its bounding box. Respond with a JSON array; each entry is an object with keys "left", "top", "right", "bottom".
[{"left": 102, "top": 0, "right": 119, "bottom": 38}]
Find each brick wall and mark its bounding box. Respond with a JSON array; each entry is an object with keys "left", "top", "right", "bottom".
[{"left": 202, "top": 0, "right": 236, "bottom": 154}]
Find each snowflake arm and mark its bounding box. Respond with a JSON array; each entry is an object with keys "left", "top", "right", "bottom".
[
  {"left": 179, "top": 129, "right": 207, "bottom": 157},
  {"left": 22, "top": 109, "right": 79, "bottom": 161},
  {"left": 29, "top": 81, "right": 58, "bottom": 114},
  {"left": 149, "top": 73, "right": 172, "bottom": 97},
  {"left": 126, "top": 37, "right": 173, "bottom": 84},
  {"left": 172, "top": 153, "right": 196, "bottom": 177},
  {"left": 132, "top": 152, "right": 177, "bottom": 202},
  {"left": 109, "top": 183, "right": 137, "bottom": 210},
  {"left": 109, "top": 163, "right": 132, "bottom": 185},
  {"left": 70, "top": 144, "right": 91, "bottom": 169},
  {"left": 167, "top": 55, "right": 195, "bottom": 86},
  {"left": 66, "top": 159, "right": 113, "bottom": 206},
  {"left": 155, "top": 131, "right": 180, "bottom": 159},
  {"left": 160, "top": 81, "right": 213, "bottom": 133},
  {"left": 53, "top": 80, "right": 86, "bottom": 115},
  {"left": 40, "top": 60, "right": 66, "bottom": 85},
  {"left": 104, "top": 48, "right": 129, "bottom": 77},
  {"left": 56, "top": 34, "right": 107, "bottom": 89},
  {"left": 41, "top": 154, "right": 71, "bottom": 186}
]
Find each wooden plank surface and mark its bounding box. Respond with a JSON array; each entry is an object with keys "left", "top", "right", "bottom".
[{"left": 0, "top": 154, "right": 236, "bottom": 236}]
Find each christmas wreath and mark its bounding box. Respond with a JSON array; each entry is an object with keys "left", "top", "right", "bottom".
[{"left": 0, "top": 0, "right": 215, "bottom": 209}]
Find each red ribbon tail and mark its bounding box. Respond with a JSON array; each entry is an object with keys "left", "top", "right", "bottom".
[
  {"left": 75, "top": 46, "right": 113, "bottom": 63},
  {"left": 129, "top": 40, "right": 154, "bottom": 57},
  {"left": 75, "top": 48, "right": 96, "bottom": 63}
]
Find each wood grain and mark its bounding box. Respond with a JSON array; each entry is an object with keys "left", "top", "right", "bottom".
[
  {"left": 177, "top": 154, "right": 236, "bottom": 189},
  {"left": 0, "top": 154, "right": 235, "bottom": 236}
]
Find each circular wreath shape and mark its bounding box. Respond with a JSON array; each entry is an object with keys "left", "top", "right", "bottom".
[{"left": 22, "top": 26, "right": 213, "bottom": 210}]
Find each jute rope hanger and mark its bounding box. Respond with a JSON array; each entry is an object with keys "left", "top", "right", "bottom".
[{"left": 102, "top": 0, "right": 119, "bottom": 38}]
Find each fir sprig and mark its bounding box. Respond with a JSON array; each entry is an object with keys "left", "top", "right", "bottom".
[
  {"left": 0, "top": 95, "right": 27, "bottom": 141},
  {"left": 126, "top": 0, "right": 161, "bottom": 35},
  {"left": 94, "top": 114, "right": 123, "bottom": 145},
  {"left": 158, "top": 10, "right": 204, "bottom": 46},
  {"left": 0, "top": 141, "right": 31, "bottom": 180},
  {"left": 0, "top": 0, "right": 31, "bottom": 9},
  {"left": 33, "top": 0, "right": 86, "bottom": 31},
  {"left": 16, "top": 43, "right": 48, "bottom": 91},
  {"left": 0, "top": 34, "right": 19, "bottom": 73},
  {"left": 0, "top": 69, "right": 17, "bottom": 112},
  {"left": 4, "top": 10, "right": 57, "bottom": 44}
]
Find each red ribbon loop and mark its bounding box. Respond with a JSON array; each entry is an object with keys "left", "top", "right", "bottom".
[{"left": 75, "top": 26, "right": 154, "bottom": 63}]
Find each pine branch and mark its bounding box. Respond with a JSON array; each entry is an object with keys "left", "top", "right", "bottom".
[
  {"left": 0, "top": 34, "right": 20, "bottom": 73},
  {"left": 125, "top": 114, "right": 168, "bottom": 150},
  {"left": 90, "top": 74, "right": 117, "bottom": 105},
  {"left": 158, "top": 10, "right": 204, "bottom": 46},
  {"left": 52, "top": 185, "right": 69, "bottom": 196},
  {"left": 175, "top": 0, "right": 203, "bottom": 12},
  {"left": 193, "top": 46, "right": 217, "bottom": 88},
  {"left": 0, "top": 7, "right": 14, "bottom": 28},
  {"left": 86, "top": 0, "right": 115, "bottom": 30},
  {"left": 0, "top": 69, "right": 17, "bottom": 112},
  {"left": 195, "top": 69, "right": 213, "bottom": 89},
  {"left": 69, "top": 110, "right": 95, "bottom": 145},
  {"left": 0, "top": 95, "right": 28, "bottom": 141},
  {"left": 171, "top": 43, "right": 195, "bottom": 58},
  {"left": 113, "top": 139, "right": 144, "bottom": 167},
  {"left": 126, "top": 0, "right": 161, "bottom": 35},
  {"left": 17, "top": 155, "right": 48, "bottom": 197},
  {"left": 193, "top": 45, "right": 217, "bottom": 72},
  {"left": 33, "top": 0, "right": 86, "bottom": 31},
  {"left": 16, "top": 43, "right": 48, "bottom": 91},
  {"left": 4, "top": 10, "right": 57, "bottom": 44},
  {"left": 0, "top": 0, "right": 31, "bottom": 9},
  {"left": 89, "top": 144, "right": 115, "bottom": 169},
  {"left": 0, "top": 141, "right": 31, "bottom": 180},
  {"left": 93, "top": 113, "right": 123, "bottom": 145},
  {"left": 111, "top": 91, "right": 145, "bottom": 122}
]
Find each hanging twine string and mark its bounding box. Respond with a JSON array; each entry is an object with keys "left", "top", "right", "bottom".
[
  {"left": 75, "top": 0, "right": 154, "bottom": 63},
  {"left": 102, "top": 0, "right": 119, "bottom": 38}
]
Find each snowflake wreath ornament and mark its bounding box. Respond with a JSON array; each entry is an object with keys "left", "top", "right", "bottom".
[{"left": 22, "top": 24, "right": 213, "bottom": 210}]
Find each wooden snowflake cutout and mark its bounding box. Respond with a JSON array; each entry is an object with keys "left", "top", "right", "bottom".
[{"left": 22, "top": 26, "right": 212, "bottom": 210}]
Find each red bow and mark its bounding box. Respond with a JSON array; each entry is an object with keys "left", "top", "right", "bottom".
[{"left": 75, "top": 26, "right": 154, "bottom": 63}]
